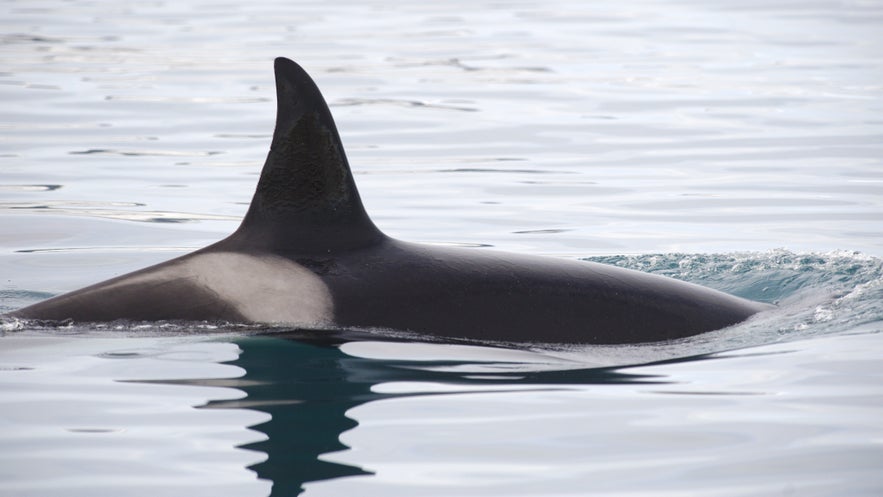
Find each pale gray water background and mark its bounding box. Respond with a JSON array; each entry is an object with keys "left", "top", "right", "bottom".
[{"left": 1, "top": 0, "right": 882, "bottom": 496}]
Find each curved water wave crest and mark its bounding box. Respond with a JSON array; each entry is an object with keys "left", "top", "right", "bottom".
[{"left": 589, "top": 250, "right": 883, "bottom": 344}]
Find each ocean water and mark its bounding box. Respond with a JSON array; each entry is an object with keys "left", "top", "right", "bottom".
[{"left": 1, "top": 1, "right": 882, "bottom": 496}]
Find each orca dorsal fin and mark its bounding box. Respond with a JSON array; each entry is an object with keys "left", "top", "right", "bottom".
[{"left": 233, "top": 57, "right": 383, "bottom": 252}]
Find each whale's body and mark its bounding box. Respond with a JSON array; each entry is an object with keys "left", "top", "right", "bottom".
[{"left": 9, "top": 58, "right": 771, "bottom": 344}]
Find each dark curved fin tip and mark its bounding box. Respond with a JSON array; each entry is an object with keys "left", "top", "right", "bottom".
[{"left": 231, "top": 57, "right": 383, "bottom": 252}]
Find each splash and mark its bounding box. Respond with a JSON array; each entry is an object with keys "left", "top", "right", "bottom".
[{"left": 588, "top": 249, "right": 883, "bottom": 346}]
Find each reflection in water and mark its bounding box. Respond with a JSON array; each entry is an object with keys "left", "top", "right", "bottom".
[
  {"left": 217, "top": 335, "right": 376, "bottom": 496},
  {"left": 206, "top": 333, "right": 667, "bottom": 496}
]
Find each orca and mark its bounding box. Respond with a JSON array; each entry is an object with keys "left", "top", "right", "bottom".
[{"left": 8, "top": 57, "right": 772, "bottom": 344}]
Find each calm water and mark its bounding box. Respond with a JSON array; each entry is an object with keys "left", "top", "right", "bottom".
[{"left": 1, "top": 1, "right": 882, "bottom": 496}]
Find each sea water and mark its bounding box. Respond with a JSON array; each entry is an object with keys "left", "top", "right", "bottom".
[{"left": 1, "top": 1, "right": 882, "bottom": 496}]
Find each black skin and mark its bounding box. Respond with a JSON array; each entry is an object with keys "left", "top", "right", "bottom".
[
  {"left": 8, "top": 58, "right": 773, "bottom": 344},
  {"left": 290, "top": 238, "right": 769, "bottom": 344}
]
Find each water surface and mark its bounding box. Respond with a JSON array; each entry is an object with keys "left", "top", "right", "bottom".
[{"left": 1, "top": 0, "right": 882, "bottom": 495}]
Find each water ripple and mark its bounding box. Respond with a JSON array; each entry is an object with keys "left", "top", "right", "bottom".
[
  {"left": 0, "top": 184, "right": 62, "bottom": 192},
  {"left": 0, "top": 201, "right": 237, "bottom": 223},
  {"left": 334, "top": 97, "right": 477, "bottom": 112},
  {"left": 70, "top": 149, "right": 223, "bottom": 157}
]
